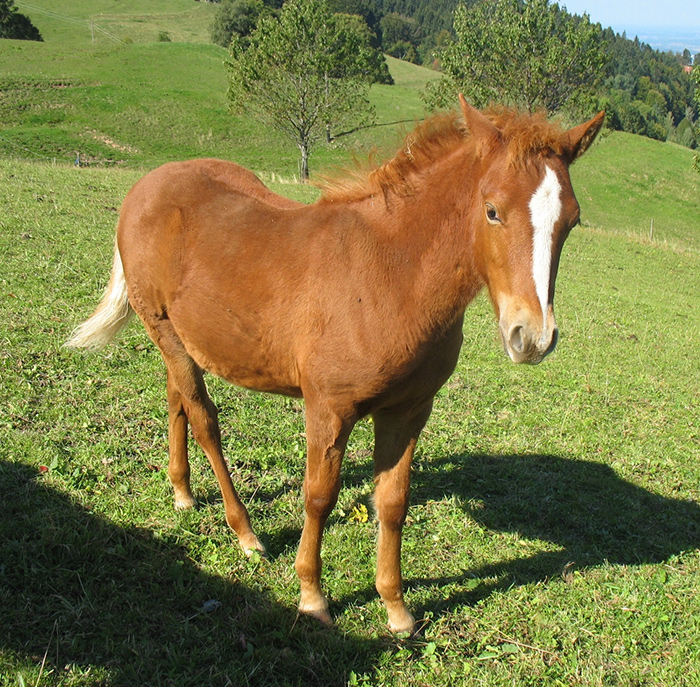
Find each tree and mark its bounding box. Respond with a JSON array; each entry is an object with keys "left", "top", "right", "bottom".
[
  {"left": 694, "top": 65, "right": 700, "bottom": 171},
  {"left": 423, "top": 0, "right": 607, "bottom": 115},
  {"left": 327, "top": 0, "right": 382, "bottom": 46},
  {"left": 333, "top": 12, "right": 393, "bottom": 85},
  {"left": 380, "top": 12, "right": 422, "bottom": 63},
  {"left": 0, "top": 0, "right": 42, "bottom": 41},
  {"left": 227, "top": 0, "right": 385, "bottom": 179},
  {"left": 210, "top": 0, "right": 265, "bottom": 48}
]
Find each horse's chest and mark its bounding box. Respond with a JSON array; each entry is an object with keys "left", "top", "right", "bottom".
[{"left": 318, "top": 319, "right": 464, "bottom": 414}]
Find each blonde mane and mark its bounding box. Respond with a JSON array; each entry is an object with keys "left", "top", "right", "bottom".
[{"left": 319, "top": 107, "right": 568, "bottom": 203}]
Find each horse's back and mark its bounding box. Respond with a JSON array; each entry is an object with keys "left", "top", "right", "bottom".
[
  {"left": 123, "top": 158, "right": 301, "bottom": 214},
  {"left": 117, "top": 157, "right": 304, "bottom": 270},
  {"left": 114, "top": 158, "right": 458, "bottom": 406}
]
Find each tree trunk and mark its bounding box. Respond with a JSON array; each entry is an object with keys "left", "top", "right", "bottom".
[
  {"left": 300, "top": 144, "right": 310, "bottom": 181},
  {"left": 324, "top": 72, "right": 332, "bottom": 143}
]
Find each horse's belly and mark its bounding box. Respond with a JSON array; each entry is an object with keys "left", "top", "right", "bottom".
[{"left": 169, "top": 302, "right": 303, "bottom": 397}]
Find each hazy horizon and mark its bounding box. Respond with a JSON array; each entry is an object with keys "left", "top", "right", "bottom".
[
  {"left": 560, "top": 0, "right": 700, "bottom": 55},
  {"left": 620, "top": 26, "right": 700, "bottom": 54}
]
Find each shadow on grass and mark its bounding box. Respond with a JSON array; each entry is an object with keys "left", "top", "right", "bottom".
[
  {"left": 401, "top": 452, "right": 700, "bottom": 618},
  {"left": 4, "top": 452, "right": 698, "bottom": 683},
  {"left": 0, "top": 461, "right": 382, "bottom": 687}
]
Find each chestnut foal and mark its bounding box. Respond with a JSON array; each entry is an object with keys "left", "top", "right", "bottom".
[{"left": 67, "top": 96, "right": 604, "bottom": 633}]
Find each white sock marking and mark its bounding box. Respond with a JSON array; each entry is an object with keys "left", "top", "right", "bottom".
[{"left": 529, "top": 166, "right": 562, "bottom": 326}]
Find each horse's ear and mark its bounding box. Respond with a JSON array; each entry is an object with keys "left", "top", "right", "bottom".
[
  {"left": 459, "top": 94, "right": 500, "bottom": 145},
  {"left": 563, "top": 111, "right": 605, "bottom": 162}
]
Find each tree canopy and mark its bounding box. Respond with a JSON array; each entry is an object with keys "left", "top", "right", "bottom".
[
  {"left": 227, "top": 0, "right": 387, "bottom": 179},
  {"left": 423, "top": 0, "right": 607, "bottom": 116},
  {"left": 210, "top": 0, "right": 266, "bottom": 48},
  {"left": 694, "top": 66, "right": 699, "bottom": 171},
  {"left": 0, "top": 0, "right": 42, "bottom": 41},
  {"left": 600, "top": 30, "right": 696, "bottom": 145}
]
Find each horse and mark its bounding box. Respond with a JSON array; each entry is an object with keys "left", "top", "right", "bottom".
[{"left": 66, "top": 96, "right": 604, "bottom": 634}]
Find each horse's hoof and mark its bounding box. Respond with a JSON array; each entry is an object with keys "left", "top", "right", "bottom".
[
  {"left": 174, "top": 495, "right": 197, "bottom": 511},
  {"left": 387, "top": 607, "right": 416, "bottom": 636},
  {"left": 299, "top": 605, "right": 334, "bottom": 627},
  {"left": 240, "top": 533, "right": 267, "bottom": 559}
]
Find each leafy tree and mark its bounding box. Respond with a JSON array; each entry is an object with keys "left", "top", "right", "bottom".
[
  {"left": 423, "top": 0, "right": 607, "bottom": 115},
  {"left": 210, "top": 0, "right": 265, "bottom": 48},
  {"left": 334, "top": 12, "right": 393, "bottom": 85},
  {"left": 380, "top": 12, "right": 422, "bottom": 63},
  {"left": 694, "top": 66, "right": 700, "bottom": 171},
  {"left": 227, "top": 0, "right": 385, "bottom": 179},
  {"left": 673, "top": 115, "right": 696, "bottom": 149},
  {"left": 327, "top": 0, "right": 382, "bottom": 46},
  {"left": 0, "top": 0, "right": 42, "bottom": 41}
]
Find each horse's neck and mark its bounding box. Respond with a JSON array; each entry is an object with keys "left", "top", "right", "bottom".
[{"left": 357, "top": 151, "right": 484, "bottom": 338}]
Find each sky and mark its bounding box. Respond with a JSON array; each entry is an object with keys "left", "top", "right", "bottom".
[{"left": 560, "top": 0, "right": 700, "bottom": 53}]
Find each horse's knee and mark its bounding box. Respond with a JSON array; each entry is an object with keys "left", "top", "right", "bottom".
[
  {"left": 374, "top": 479, "right": 410, "bottom": 530},
  {"left": 302, "top": 462, "right": 341, "bottom": 517},
  {"left": 377, "top": 501, "right": 409, "bottom": 531},
  {"left": 304, "top": 491, "right": 338, "bottom": 521}
]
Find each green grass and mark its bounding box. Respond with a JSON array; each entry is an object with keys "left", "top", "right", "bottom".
[
  {"left": 571, "top": 130, "right": 700, "bottom": 252},
  {"left": 2, "top": 10, "right": 700, "bottom": 686},
  {"left": 14, "top": 0, "right": 217, "bottom": 45},
  {"left": 1, "top": 22, "right": 437, "bottom": 176},
  {"left": 1, "top": 146, "right": 699, "bottom": 686}
]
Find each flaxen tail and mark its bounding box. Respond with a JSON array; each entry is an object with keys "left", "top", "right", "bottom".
[{"left": 65, "top": 240, "right": 133, "bottom": 351}]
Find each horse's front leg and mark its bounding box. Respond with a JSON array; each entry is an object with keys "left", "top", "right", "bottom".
[
  {"left": 295, "top": 398, "right": 354, "bottom": 625},
  {"left": 373, "top": 401, "right": 433, "bottom": 634}
]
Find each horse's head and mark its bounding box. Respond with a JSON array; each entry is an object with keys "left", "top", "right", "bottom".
[{"left": 461, "top": 96, "right": 604, "bottom": 364}]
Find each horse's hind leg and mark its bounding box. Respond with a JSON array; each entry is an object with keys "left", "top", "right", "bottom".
[
  {"left": 149, "top": 320, "right": 265, "bottom": 556},
  {"left": 167, "top": 370, "right": 196, "bottom": 511}
]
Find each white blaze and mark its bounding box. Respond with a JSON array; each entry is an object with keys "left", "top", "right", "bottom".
[{"left": 529, "top": 166, "right": 562, "bottom": 324}]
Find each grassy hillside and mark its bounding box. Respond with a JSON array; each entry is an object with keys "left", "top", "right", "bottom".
[
  {"left": 572, "top": 131, "right": 700, "bottom": 252},
  {"left": 15, "top": 0, "right": 217, "bottom": 45},
  {"left": 2, "top": 3, "right": 439, "bottom": 175},
  {"left": 2, "top": 6, "right": 700, "bottom": 687}
]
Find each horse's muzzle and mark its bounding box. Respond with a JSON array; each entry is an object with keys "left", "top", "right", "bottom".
[{"left": 501, "top": 319, "right": 559, "bottom": 365}]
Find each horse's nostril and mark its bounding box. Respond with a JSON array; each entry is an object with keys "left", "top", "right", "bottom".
[{"left": 510, "top": 325, "right": 525, "bottom": 354}]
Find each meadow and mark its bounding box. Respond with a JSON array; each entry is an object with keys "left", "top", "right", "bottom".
[{"left": 1, "top": 3, "right": 700, "bottom": 686}]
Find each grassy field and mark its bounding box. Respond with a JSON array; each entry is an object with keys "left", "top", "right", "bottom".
[
  {"left": 571, "top": 131, "right": 700, "bottom": 251},
  {"left": 0, "top": 37, "right": 435, "bottom": 174},
  {"left": 14, "top": 0, "right": 218, "bottom": 45},
  {"left": 2, "top": 6, "right": 700, "bottom": 687}
]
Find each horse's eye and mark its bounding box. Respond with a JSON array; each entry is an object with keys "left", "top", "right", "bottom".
[{"left": 485, "top": 203, "right": 501, "bottom": 224}]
